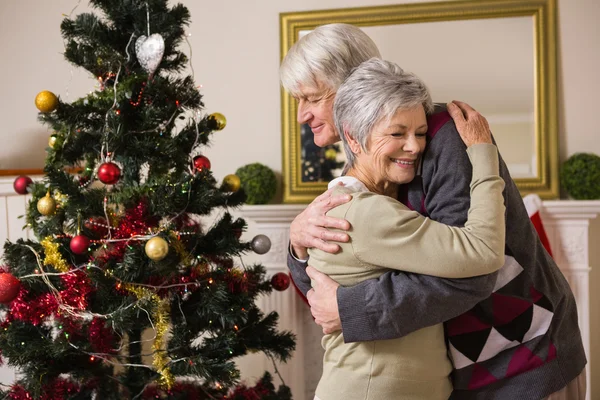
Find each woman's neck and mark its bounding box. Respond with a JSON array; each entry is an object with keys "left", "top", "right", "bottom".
[{"left": 346, "top": 166, "right": 399, "bottom": 198}]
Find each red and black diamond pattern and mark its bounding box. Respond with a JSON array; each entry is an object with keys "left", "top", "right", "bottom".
[{"left": 446, "top": 255, "right": 555, "bottom": 390}]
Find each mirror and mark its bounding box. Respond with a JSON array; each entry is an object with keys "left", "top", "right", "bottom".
[{"left": 280, "top": 0, "right": 559, "bottom": 203}]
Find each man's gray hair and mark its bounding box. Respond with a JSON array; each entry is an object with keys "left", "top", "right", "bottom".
[
  {"left": 334, "top": 58, "right": 433, "bottom": 167},
  {"left": 280, "top": 23, "right": 381, "bottom": 96}
]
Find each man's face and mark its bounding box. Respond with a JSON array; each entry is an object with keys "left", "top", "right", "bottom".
[{"left": 295, "top": 82, "right": 338, "bottom": 147}]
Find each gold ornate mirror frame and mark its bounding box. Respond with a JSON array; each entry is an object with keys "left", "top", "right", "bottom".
[{"left": 280, "top": 0, "right": 558, "bottom": 203}]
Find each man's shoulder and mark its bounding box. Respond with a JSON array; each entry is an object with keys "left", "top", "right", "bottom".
[{"left": 426, "top": 105, "right": 454, "bottom": 141}]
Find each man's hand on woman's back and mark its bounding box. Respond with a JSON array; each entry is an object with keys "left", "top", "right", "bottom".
[{"left": 290, "top": 185, "right": 352, "bottom": 258}]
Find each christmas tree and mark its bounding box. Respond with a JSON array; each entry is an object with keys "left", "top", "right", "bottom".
[{"left": 0, "top": 1, "right": 295, "bottom": 398}]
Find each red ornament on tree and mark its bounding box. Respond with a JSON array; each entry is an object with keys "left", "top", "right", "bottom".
[
  {"left": 270, "top": 272, "right": 290, "bottom": 291},
  {"left": 13, "top": 175, "right": 33, "bottom": 195},
  {"left": 193, "top": 155, "right": 211, "bottom": 172},
  {"left": 0, "top": 272, "right": 21, "bottom": 303},
  {"left": 98, "top": 162, "right": 121, "bottom": 184},
  {"left": 70, "top": 235, "right": 91, "bottom": 254}
]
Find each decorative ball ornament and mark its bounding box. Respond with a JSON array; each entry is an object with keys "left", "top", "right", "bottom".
[
  {"left": 271, "top": 272, "right": 291, "bottom": 292},
  {"left": 193, "top": 155, "right": 211, "bottom": 172},
  {"left": 0, "top": 272, "right": 21, "bottom": 303},
  {"left": 48, "top": 134, "right": 58, "bottom": 149},
  {"left": 13, "top": 175, "right": 33, "bottom": 195},
  {"left": 37, "top": 192, "right": 57, "bottom": 216},
  {"left": 208, "top": 112, "right": 227, "bottom": 131},
  {"left": 560, "top": 153, "right": 600, "bottom": 200},
  {"left": 221, "top": 174, "right": 241, "bottom": 192},
  {"left": 35, "top": 90, "right": 59, "bottom": 113},
  {"left": 251, "top": 234, "right": 271, "bottom": 255},
  {"left": 70, "top": 235, "right": 90, "bottom": 255},
  {"left": 145, "top": 237, "right": 169, "bottom": 261},
  {"left": 135, "top": 33, "right": 165, "bottom": 76},
  {"left": 98, "top": 162, "right": 121, "bottom": 185}
]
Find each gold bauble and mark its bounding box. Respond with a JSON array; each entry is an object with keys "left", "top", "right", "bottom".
[
  {"left": 37, "top": 193, "right": 57, "bottom": 216},
  {"left": 35, "top": 91, "right": 59, "bottom": 113},
  {"left": 145, "top": 237, "right": 169, "bottom": 261},
  {"left": 48, "top": 135, "right": 58, "bottom": 148},
  {"left": 325, "top": 148, "right": 338, "bottom": 160},
  {"left": 222, "top": 174, "right": 241, "bottom": 192},
  {"left": 208, "top": 112, "right": 227, "bottom": 131},
  {"left": 53, "top": 190, "right": 68, "bottom": 206}
]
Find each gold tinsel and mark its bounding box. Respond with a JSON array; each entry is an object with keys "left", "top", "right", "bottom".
[
  {"left": 169, "top": 232, "right": 192, "bottom": 267},
  {"left": 153, "top": 298, "right": 174, "bottom": 389},
  {"left": 41, "top": 237, "right": 70, "bottom": 273},
  {"left": 121, "top": 283, "right": 174, "bottom": 389}
]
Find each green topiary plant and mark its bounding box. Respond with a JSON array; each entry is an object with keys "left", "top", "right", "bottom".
[
  {"left": 235, "top": 163, "right": 277, "bottom": 204},
  {"left": 560, "top": 153, "right": 600, "bottom": 199}
]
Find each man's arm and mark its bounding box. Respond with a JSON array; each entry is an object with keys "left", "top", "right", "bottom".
[
  {"left": 287, "top": 252, "right": 311, "bottom": 296},
  {"left": 337, "top": 105, "right": 504, "bottom": 342},
  {"left": 285, "top": 188, "right": 353, "bottom": 296}
]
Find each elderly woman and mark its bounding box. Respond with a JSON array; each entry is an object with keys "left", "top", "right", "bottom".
[{"left": 308, "top": 58, "right": 505, "bottom": 400}]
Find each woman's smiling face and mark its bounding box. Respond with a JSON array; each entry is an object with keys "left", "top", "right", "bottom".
[{"left": 354, "top": 105, "right": 428, "bottom": 189}]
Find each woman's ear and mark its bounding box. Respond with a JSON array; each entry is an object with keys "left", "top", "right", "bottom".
[{"left": 343, "top": 127, "right": 361, "bottom": 154}]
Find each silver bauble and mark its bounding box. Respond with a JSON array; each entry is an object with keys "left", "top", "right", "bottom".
[{"left": 251, "top": 234, "right": 271, "bottom": 255}]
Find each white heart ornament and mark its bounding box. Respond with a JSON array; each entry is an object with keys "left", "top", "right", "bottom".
[{"left": 135, "top": 33, "right": 165, "bottom": 75}]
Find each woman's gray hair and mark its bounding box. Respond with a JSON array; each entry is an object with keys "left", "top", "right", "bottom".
[
  {"left": 280, "top": 23, "right": 381, "bottom": 96},
  {"left": 334, "top": 58, "right": 433, "bottom": 167}
]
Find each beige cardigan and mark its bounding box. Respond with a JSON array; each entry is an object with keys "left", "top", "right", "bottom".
[{"left": 309, "top": 144, "right": 505, "bottom": 400}]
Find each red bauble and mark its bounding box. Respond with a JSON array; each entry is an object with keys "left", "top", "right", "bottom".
[
  {"left": 70, "top": 235, "right": 91, "bottom": 254},
  {"left": 13, "top": 175, "right": 33, "bottom": 195},
  {"left": 193, "top": 155, "right": 211, "bottom": 172},
  {"left": 270, "top": 272, "right": 291, "bottom": 291},
  {"left": 0, "top": 272, "right": 21, "bottom": 303},
  {"left": 98, "top": 162, "right": 121, "bottom": 185}
]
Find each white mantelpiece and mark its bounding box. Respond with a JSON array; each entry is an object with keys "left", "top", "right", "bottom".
[{"left": 238, "top": 201, "right": 600, "bottom": 400}]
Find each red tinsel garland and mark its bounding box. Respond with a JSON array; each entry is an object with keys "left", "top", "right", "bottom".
[
  {"left": 9, "top": 378, "right": 80, "bottom": 400},
  {"left": 88, "top": 317, "right": 118, "bottom": 355},
  {"left": 93, "top": 200, "right": 158, "bottom": 263},
  {"left": 8, "top": 270, "right": 93, "bottom": 335}
]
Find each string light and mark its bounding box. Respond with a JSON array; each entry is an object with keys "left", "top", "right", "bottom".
[{"left": 130, "top": 82, "right": 146, "bottom": 107}]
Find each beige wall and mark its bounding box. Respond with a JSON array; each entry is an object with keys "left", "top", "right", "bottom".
[{"left": 1, "top": 0, "right": 599, "bottom": 394}]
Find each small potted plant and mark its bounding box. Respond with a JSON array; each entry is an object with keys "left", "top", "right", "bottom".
[
  {"left": 235, "top": 163, "right": 277, "bottom": 205},
  {"left": 560, "top": 153, "right": 600, "bottom": 200}
]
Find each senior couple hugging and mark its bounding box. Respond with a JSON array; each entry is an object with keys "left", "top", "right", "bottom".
[{"left": 279, "top": 23, "right": 586, "bottom": 400}]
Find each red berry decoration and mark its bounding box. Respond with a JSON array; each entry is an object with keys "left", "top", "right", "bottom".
[
  {"left": 98, "top": 162, "right": 121, "bottom": 185},
  {"left": 13, "top": 175, "right": 33, "bottom": 195},
  {"left": 70, "top": 235, "right": 91, "bottom": 255},
  {"left": 271, "top": 272, "right": 291, "bottom": 292},
  {"left": 0, "top": 272, "right": 21, "bottom": 303},
  {"left": 193, "top": 155, "right": 211, "bottom": 172}
]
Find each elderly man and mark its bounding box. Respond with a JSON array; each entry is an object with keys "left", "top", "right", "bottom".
[{"left": 280, "top": 23, "right": 586, "bottom": 400}]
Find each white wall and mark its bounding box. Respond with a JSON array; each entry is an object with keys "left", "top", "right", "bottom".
[{"left": 1, "top": 0, "right": 599, "bottom": 395}]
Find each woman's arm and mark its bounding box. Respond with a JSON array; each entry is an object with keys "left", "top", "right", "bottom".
[{"left": 348, "top": 143, "right": 505, "bottom": 278}]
